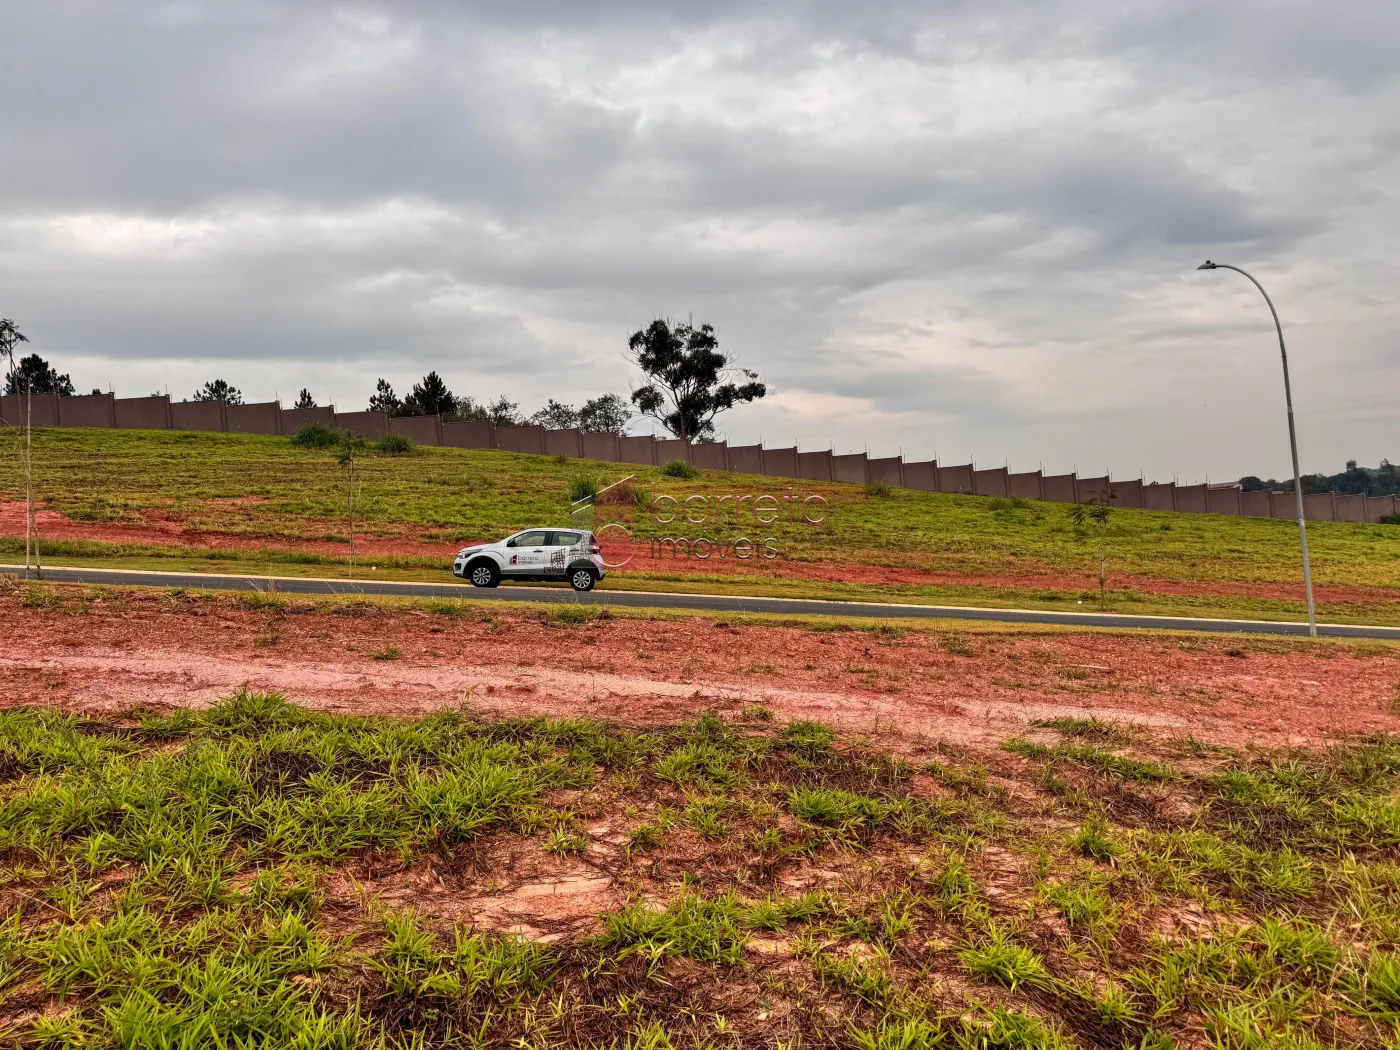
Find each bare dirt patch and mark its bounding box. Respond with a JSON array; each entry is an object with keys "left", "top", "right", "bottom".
[{"left": 1, "top": 587, "right": 1396, "bottom": 748}]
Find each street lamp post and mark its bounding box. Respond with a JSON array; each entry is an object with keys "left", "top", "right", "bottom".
[{"left": 1197, "top": 261, "right": 1317, "bottom": 638}]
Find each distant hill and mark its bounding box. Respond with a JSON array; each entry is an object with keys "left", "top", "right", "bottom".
[{"left": 1242, "top": 460, "right": 1399, "bottom": 496}]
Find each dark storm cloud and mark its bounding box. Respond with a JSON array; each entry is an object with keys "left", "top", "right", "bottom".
[{"left": 0, "top": 0, "right": 1396, "bottom": 479}]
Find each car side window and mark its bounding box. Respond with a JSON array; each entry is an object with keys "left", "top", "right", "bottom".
[
  {"left": 551, "top": 531, "right": 581, "bottom": 546},
  {"left": 516, "top": 531, "right": 550, "bottom": 547}
]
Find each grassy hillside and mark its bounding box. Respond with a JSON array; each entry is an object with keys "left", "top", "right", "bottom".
[{"left": 2, "top": 427, "right": 1398, "bottom": 623}]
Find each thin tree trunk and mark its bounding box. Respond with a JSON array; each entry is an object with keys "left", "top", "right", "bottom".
[
  {"left": 347, "top": 459, "right": 355, "bottom": 568},
  {"left": 23, "top": 382, "right": 38, "bottom": 579},
  {"left": 1098, "top": 537, "right": 1106, "bottom": 610}
]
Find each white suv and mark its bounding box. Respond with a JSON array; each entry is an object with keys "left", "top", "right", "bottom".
[{"left": 453, "top": 529, "right": 606, "bottom": 592}]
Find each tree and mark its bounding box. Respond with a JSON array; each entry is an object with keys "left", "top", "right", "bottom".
[
  {"left": 627, "top": 318, "right": 765, "bottom": 442},
  {"left": 4, "top": 353, "right": 74, "bottom": 397},
  {"left": 579, "top": 393, "right": 632, "bottom": 435},
  {"left": 193, "top": 379, "right": 242, "bottom": 404},
  {"left": 368, "top": 379, "right": 401, "bottom": 413},
  {"left": 294, "top": 389, "right": 316, "bottom": 409},
  {"left": 403, "top": 371, "right": 455, "bottom": 417},
  {"left": 0, "top": 320, "right": 26, "bottom": 385},
  {"left": 1068, "top": 496, "right": 1115, "bottom": 610},
  {"left": 336, "top": 440, "right": 368, "bottom": 568},
  {"left": 453, "top": 394, "right": 523, "bottom": 427},
  {"left": 529, "top": 399, "right": 581, "bottom": 430},
  {"left": 0, "top": 321, "right": 40, "bottom": 579}
]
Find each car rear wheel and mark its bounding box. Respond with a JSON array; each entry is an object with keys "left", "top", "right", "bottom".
[
  {"left": 468, "top": 561, "right": 500, "bottom": 588},
  {"left": 570, "top": 567, "right": 597, "bottom": 592}
]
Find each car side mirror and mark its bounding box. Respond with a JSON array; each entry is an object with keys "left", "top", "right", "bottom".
[{"left": 505, "top": 538, "right": 517, "bottom": 548}]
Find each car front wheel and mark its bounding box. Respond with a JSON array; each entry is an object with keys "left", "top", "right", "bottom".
[
  {"left": 570, "top": 568, "right": 596, "bottom": 592},
  {"left": 468, "top": 562, "right": 500, "bottom": 588}
]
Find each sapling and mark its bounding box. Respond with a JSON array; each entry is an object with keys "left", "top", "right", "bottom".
[
  {"left": 1068, "top": 494, "right": 1115, "bottom": 610},
  {"left": 0, "top": 319, "right": 39, "bottom": 579},
  {"left": 336, "top": 441, "right": 365, "bottom": 568}
]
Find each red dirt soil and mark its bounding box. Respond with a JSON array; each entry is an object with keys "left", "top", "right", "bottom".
[
  {"left": 2, "top": 586, "right": 1396, "bottom": 749},
  {"left": 2, "top": 501, "right": 1390, "bottom": 604}
]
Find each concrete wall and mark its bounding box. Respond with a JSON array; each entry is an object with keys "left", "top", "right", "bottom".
[
  {"left": 618, "top": 436, "right": 656, "bottom": 466},
  {"left": 797, "top": 450, "right": 833, "bottom": 481},
  {"left": 1368, "top": 496, "right": 1399, "bottom": 523},
  {"left": 1111, "top": 478, "right": 1142, "bottom": 509},
  {"left": 1143, "top": 483, "right": 1175, "bottom": 511},
  {"left": 692, "top": 442, "right": 729, "bottom": 471},
  {"left": 1335, "top": 493, "right": 1367, "bottom": 523},
  {"left": 655, "top": 438, "right": 690, "bottom": 465},
  {"left": 1240, "top": 490, "right": 1271, "bottom": 518},
  {"left": 171, "top": 400, "right": 225, "bottom": 432},
  {"left": 1206, "top": 486, "right": 1241, "bottom": 516},
  {"left": 903, "top": 460, "right": 937, "bottom": 491},
  {"left": 938, "top": 463, "right": 974, "bottom": 495},
  {"left": 57, "top": 393, "right": 115, "bottom": 428},
  {"left": 973, "top": 467, "right": 1008, "bottom": 497},
  {"left": 832, "top": 453, "right": 868, "bottom": 485},
  {"left": 545, "top": 428, "right": 584, "bottom": 458},
  {"left": 495, "top": 424, "right": 544, "bottom": 455},
  {"left": 282, "top": 407, "right": 335, "bottom": 432},
  {"left": 226, "top": 401, "right": 282, "bottom": 436},
  {"left": 1303, "top": 493, "right": 1334, "bottom": 522},
  {"left": 336, "top": 410, "right": 388, "bottom": 438},
  {"left": 388, "top": 414, "right": 441, "bottom": 445},
  {"left": 1270, "top": 491, "right": 1297, "bottom": 520},
  {"left": 114, "top": 396, "right": 171, "bottom": 430},
  {"left": 0, "top": 393, "right": 60, "bottom": 427},
  {"left": 1175, "top": 484, "right": 1208, "bottom": 514},
  {"left": 728, "top": 444, "right": 764, "bottom": 476},
  {"left": 580, "top": 431, "right": 621, "bottom": 462},
  {"left": 1077, "top": 476, "right": 1111, "bottom": 504},
  {"left": 764, "top": 447, "right": 799, "bottom": 479},
  {"left": 1042, "top": 473, "right": 1077, "bottom": 504},
  {"left": 1008, "top": 471, "right": 1042, "bottom": 500},
  {"left": 868, "top": 456, "right": 903, "bottom": 487}
]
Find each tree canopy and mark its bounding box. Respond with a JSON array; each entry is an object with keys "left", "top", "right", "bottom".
[
  {"left": 368, "top": 379, "right": 401, "bottom": 414},
  {"left": 192, "top": 380, "right": 242, "bottom": 404},
  {"left": 5, "top": 353, "right": 75, "bottom": 397},
  {"left": 404, "top": 371, "right": 455, "bottom": 417},
  {"left": 1242, "top": 459, "right": 1399, "bottom": 497},
  {"left": 294, "top": 389, "right": 316, "bottom": 409},
  {"left": 578, "top": 393, "right": 632, "bottom": 435},
  {"left": 627, "top": 319, "right": 765, "bottom": 442},
  {"left": 0, "top": 319, "right": 29, "bottom": 381}
]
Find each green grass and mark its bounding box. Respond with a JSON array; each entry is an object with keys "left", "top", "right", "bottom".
[
  {"left": 2, "top": 693, "right": 1400, "bottom": 1046},
  {"left": 3, "top": 427, "right": 1399, "bottom": 625}
]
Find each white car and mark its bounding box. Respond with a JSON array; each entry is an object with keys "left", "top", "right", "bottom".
[{"left": 453, "top": 528, "right": 606, "bottom": 592}]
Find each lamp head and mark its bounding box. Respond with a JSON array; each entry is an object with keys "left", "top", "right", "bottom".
[{"left": 1197, "top": 260, "right": 1218, "bottom": 270}]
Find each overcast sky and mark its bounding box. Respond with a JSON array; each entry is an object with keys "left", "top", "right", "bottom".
[{"left": 2, "top": 1, "right": 1396, "bottom": 482}]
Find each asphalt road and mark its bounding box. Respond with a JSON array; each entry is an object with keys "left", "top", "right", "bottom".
[{"left": 5, "top": 563, "right": 1398, "bottom": 640}]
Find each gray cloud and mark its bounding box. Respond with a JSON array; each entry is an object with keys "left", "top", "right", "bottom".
[{"left": 1, "top": 0, "right": 1397, "bottom": 481}]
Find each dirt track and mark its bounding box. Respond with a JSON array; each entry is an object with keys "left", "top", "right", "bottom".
[{"left": 2, "top": 586, "right": 1396, "bottom": 748}]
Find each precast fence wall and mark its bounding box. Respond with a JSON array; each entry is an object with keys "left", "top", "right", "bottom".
[{"left": 2, "top": 391, "right": 1396, "bottom": 524}]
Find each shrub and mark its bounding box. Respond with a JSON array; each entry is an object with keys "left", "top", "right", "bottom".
[
  {"left": 568, "top": 476, "right": 600, "bottom": 503},
  {"left": 864, "top": 481, "right": 893, "bottom": 499},
  {"left": 290, "top": 423, "right": 342, "bottom": 449},
  {"left": 1381, "top": 514, "right": 1400, "bottom": 525},
  {"left": 376, "top": 433, "right": 416, "bottom": 455},
  {"left": 661, "top": 459, "right": 698, "bottom": 479}
]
